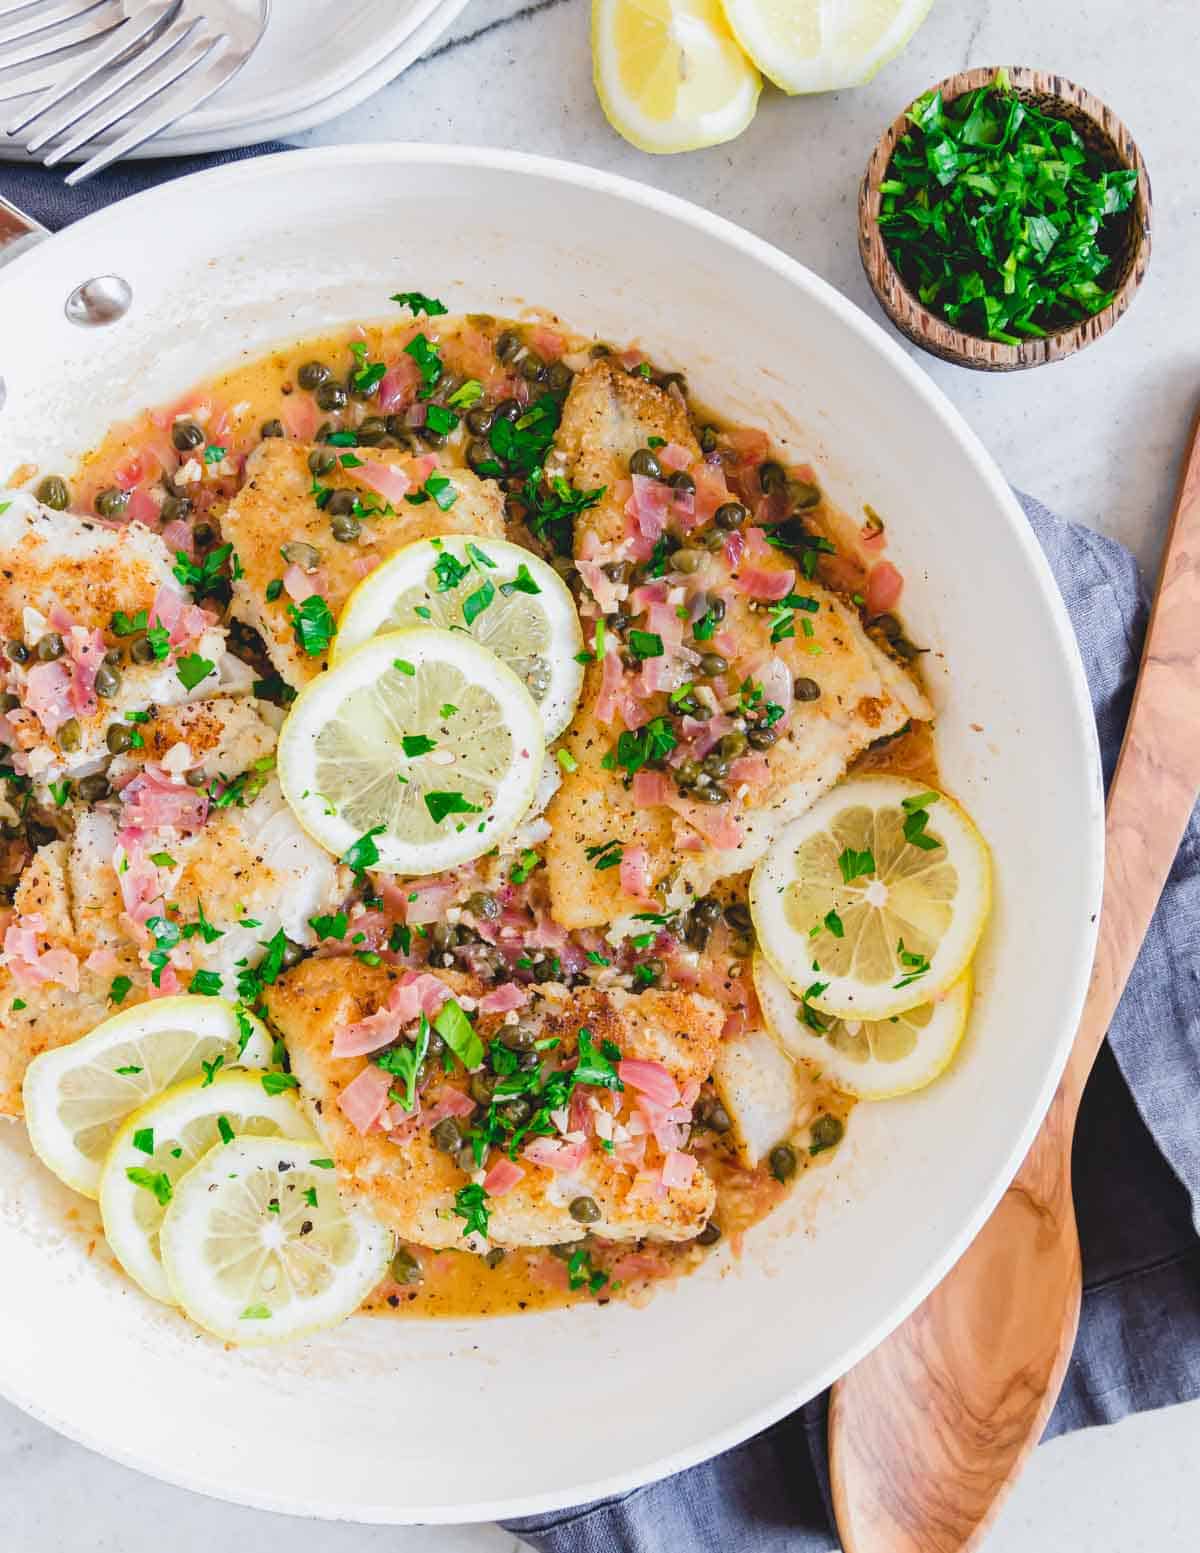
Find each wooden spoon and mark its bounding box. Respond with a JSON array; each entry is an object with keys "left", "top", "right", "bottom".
[{"left": 829, "top": 405, "right": 1200, "bottom": 1553}]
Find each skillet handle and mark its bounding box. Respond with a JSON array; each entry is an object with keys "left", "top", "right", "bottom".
[{"left": 0, "top": 193, "right": 48, "bottom": 267}]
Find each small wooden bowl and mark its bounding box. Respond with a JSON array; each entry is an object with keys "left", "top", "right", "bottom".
[{"left": 858, "top": 66, "right": 1153, "bottom": 371}]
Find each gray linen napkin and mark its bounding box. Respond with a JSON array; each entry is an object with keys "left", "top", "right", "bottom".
[{"left": 8, "top": 161, "right": 1199, "bottom": 1549}]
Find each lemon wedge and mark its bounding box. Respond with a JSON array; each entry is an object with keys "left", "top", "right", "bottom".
[
  {"left": 332, "top": 536, "right": 584, "bottom": 741},
  {"left": 750, "top": 776, "right": 991, "bottom": 1021},
  {"left": 277, "top": 626, "right": 545, "bottom": 877},
  {"left": 22, "top": 997, "right": 273, "bottom": 1199},
  {"left": 592, "top": 0, "right": 761, "bottom": 154},
  {"left": 161, "top": 1135, "right": 394, "bottom": 1345},
  {"left": 755, "top": 952, "right": 973, "bottom": 1099},
  {"left": 99, "top": 1070, "right": 314, "bottom": 1304},
  {"left": 719, "top": 0, "right": 934, "bottom": 94}
]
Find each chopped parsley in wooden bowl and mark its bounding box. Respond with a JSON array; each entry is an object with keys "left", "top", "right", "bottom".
[{"left": 858, "top": 66, "right": 1152, "bottom": 371}]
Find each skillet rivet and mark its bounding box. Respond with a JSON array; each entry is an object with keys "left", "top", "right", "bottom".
[{"left": 64, "top": 275, "right": 132, "bottom": 327}]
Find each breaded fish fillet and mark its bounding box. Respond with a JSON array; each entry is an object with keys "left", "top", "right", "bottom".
[
  {"left": 267, "top": 958, "right": 721, "bottom": 1250},
  {"left": 224, "top": 442, "right": 506, "bottom": 689},
  {"left": 0, "top": 493, "right": 244, "bottom": 785}
]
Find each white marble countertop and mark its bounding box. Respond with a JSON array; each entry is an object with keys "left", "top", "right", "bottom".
[{"left": 7, "top": 0, "right": 1200, "bottom": 1547}]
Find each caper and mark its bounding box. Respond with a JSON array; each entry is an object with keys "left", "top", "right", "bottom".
[
  {"left": 759, "top": 461, "right": 788, "bottom": 494},
  {"left": 811, "top": 1113, "right": 845, "bottom": 1152},
  {"left": 94, "top": 662, "right": 121, "bottom": 698},
  {"left": 494, "top": 397, "right": 522, "bottom": 423},
  {"left": 704, "top": 596, "right": 727, "bottom": 625},
  {"left": 331, "top": 513, "right": 362, "bottom": 543},
  {"left": 569, "top": 1195, "right": 601, "bottom": 1224},
  {"left": 58, "top": 717, "right": 81, "bottom": 753},
  {"left": 466, "top": 439, "right": 494, "bottom": 473},
  {"left": 325, "top": 489, "right": 357, "bottom": 517},
  {"left": 485, "top": 1247, "right": 506, "bottom": 1269},
  {"left": 26, "top": 820, "right": 57, "bottom": 849},
  {"left": 469, "top": 1072, "right": 497, "bottom": 1106},
  {"left": 280, "top": 938, "right": 304, "bottom": 969},
  {"left": 517, "top": 1049, "right": 540, "bottom": 1071},
  {"left": 698, "top": 652, "right": 728, "bottom": 677},
  {"left": 629, "top": 448, "right": 663, "bottom": 480},
  {"left": 130, "top": 634, "right": 156, "bottom": 664},
  {"left": 193, "top": 522, "right": 216, "bottom": 549},
  {"left": 455, "top": 1144, "right": 477, "bottom": 1174},
  {"left": 519, "top": 352, "right": 546, "bottom": 383},
  {"left": 724, "top": 902, "right": 753, "bottom": 933},
  {"left": 699, "top": 425, "right": 719, "bottom": 454},
  {"left": 769, "top": 1143, "right": 797, "bottom": 1182},
  {"left": 702, "top": 753, "right": 731, "bottom": 780},
  {"left": 390, "top": 1248, "right": 424, "bottom": 1285},
  {"left": 465, "top": 406, "right": 494, "bottom": 436},
  {"left": 869, "top": 613, "right": 902, "bottom": 641},
  {"left": 384, "top": 416, "right": 414, "bottom": 444},
  {"left": 106, "top": 723, "right": 132, "bottom": 754},
  {"left": 696, "top": 1221, "right": 722, "bottom": 1246},
  {"left": 495, "top": 330, "right": 522, "bottom": 363},
  {"left": 430, "top": 921, "right": 460, "bottom": 954},
  {"left": 794, "top": 676, "right": 821, "bottom": 702},
  {"left": 308, "top": 449, "right": 336, "bottom": 476},
  {"left": 161, "top": 494, "right": 194, "bottom": 526},
  {"left": 76, "top": 773, "right": 110, "bottom": 803},
  {"left": 0, "top": 692, "right": 18, "bottom": 713},
  {"left": 315, "top": 381, "right": 348, "bottom": 412},
  {"left": 701, "top": 527, "right": 728, "bottom": 551},
  {"left": 496, "top": 1096, "right": 533, "bottom": 1127},
  {"left": 670, "top": 549, "right": 702, "bottom": 574},
  {"left": 747, "top": 725, "right": 779, "bottom": 751},
  {"left": 36, "top": 475, "right": 69, "bottom": 510},
  {"left": 467, "top": 891, "right": 501, "bottom": 921},
  {"left": 695, "top": 897, "right": 723, "bottom": 927},
  {"left": 431, "top": 1117, "right": 463, "bottom": 1153},
  {"left": 36, "top": 632, "right": 64, "bottom": 662},
  {"left": 261, "top": 419, "right": 284, "bottom": 439},
  {"left": 549, "top": 1242, "right": 579, "bottom": 1261},
  {"left": 171, "top": 420, "right": 205, "bottom": 452},
  {"left": 315, "top": 421, "right": 337, "bottom": 444},
  {"left": 185, "top": 767, "right": 208, "bottom": 787},
  {"left": 500, "top": 1023, "right": 536, "bottom": 1051},
  {"left": 659, "top": 371, "right": 687, "bottom": 394},
  {"left": 719, "top": 731, "right": 747, "bottom": 759},
  {"left": 669, "top": 470, "right": 696, "bottom": 494},
  {"left": 789, "top": 479, "right": 822, "bottom": 510},
  {"left": 417, "top": 426, "right": 446, "bottom": 448},
  {"left": 281, "top": 541, "right": 321, "bottom": 571},
  {"left": 693, "top": 783, "right": 727, "bottom": 804},
  {"left": 891, "top": 635, "right": 925, "bottom": 660},
  {"left": 298, "top": 361, "right": 331, "bottom": 390},
  {"left": 714, "top": 501, "right": 747, "bottom": 530},
  {"left": 533, "top": 958, "right": 559, "bottom": 984},
  {"left": 94, "top": 488, "right": 128, "bottom": 519},
  {"left": 357, "top": 417, "right": 388, "bottom": 446},
  {"left": 546, "top": 361, "right": 574, "bottom": 394},
  {"left": 674, "top": 759, "right": 701, "bottom": 791},
  {"left": 6, "top": 639, "right": 29, "bottom": 665},
  {"left": 590, "top": 341, "right": 612, "bottom": 358},
  {"left": 695, "top": 1095, "right": 732, "bottom": 1132}
]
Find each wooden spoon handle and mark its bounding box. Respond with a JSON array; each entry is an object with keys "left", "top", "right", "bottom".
[{"left": 1062, "top": 402, "right": 1200, "bottom": 1119}]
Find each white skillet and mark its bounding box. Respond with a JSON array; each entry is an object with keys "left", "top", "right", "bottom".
[{"left": 0, "top": 146, "right": 1103, "bottom": 1523}]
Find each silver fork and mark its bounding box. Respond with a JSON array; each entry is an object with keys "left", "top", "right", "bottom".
[{"left": 1, "top": 0, "right": 268, "bottom": 184}]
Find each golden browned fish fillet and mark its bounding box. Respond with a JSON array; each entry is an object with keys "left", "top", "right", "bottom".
[
  {"left": 552, "top": 359, "right": 698, "bottom": 551},
  {"left": 266, "top": 957, "right": 722, "bottom": 1250},
  {"left": 224, "top": 441, "right": 506, "bottom": 688}
]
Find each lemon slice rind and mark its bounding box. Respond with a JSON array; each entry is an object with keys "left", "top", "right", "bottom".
[
  {"left": 98, "top": 1070, "right": 314, "bottom": 1305},
  {"left": 277, "top": 626, "right": 545, "bottom": 877},
  {"left": 332, "top": 535, "right": 584, "bottom": 741},
  {"left": 754, "top": 952, "right": 973, "bottom": 1099},
  {"left": 160, "top": 1135, "right": 394, "bottom": 1345},
  {"left": 749, "top": 776, "right": 991, "bottom": 1022},
  {"left": 720, "top": 0, "right": 934, "bottom": 96},
  {"left": 22, "top": 997, "right": 272, "bottom": 1199}
]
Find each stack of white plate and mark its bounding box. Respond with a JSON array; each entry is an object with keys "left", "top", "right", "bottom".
[{"left": 0, "top": 0, "right": 472, "bottom": 158}]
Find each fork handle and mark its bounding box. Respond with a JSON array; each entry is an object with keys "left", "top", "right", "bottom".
[{"left": 0, "top": 193, "right": 48, "bottom": 267}]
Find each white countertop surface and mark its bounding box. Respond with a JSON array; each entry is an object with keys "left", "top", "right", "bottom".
[{"left": 7, "top": 0, "right": 1200, "bottom": 1547}]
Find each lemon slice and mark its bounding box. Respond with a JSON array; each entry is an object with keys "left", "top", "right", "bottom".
[
  {"left": 750, "top": 776, "right": 991, "bottom": 1021},
  {"left": 719, "top": 0, "right": 933, "bottom": 94},
  {"left": 161, "top": 1135, "right": 394, "bottom": 1345},
  {"left": 99, "top": 1070, "right": 314, "bottom": 1304},
  {"left": 592, "top": 0, "right": 761, "bottom": 154},
  {"left": 278, "top": 626, "right": 545, "bottom": 876},
  {"left": 332, "top": 536, "right": 584, "bottom": 742},
  {"left": 755, "top": 952, "right": 972, "bottom": 1099},
  {"left": 22, "top": 997, "right": 272, "bottom": 1199}
]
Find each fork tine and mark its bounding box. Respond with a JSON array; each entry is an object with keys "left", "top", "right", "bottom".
[
  {"left": 16, "top": 3, "right": 182, "bottom": 143},
  {"left": 65, "top": 32, "right": 234, "bottom": 184},
  {"left": 46, "top": 24, "right": 226, "bottom": 171},
  {"left": 0, "top": 4, "right": 120, "bottom": 70},
  {"left": 0, "top": 0, "right": 106, "bottom": 49}
]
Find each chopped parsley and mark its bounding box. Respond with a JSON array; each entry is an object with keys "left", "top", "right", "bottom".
[
  {"left": 376, "top": 1013, "right": 431, "bottom": 1111},
  {"left": 200, "top": 1055, "right": 224, "bottom": 1087},
  {"left": 189, "top": 969, "right": 223, "bottom": 997},
  {"left": 627, "top": 630, "right": 664, "bottom": 659},
  {"left": 402, "top": 734, "right": 437, "bottom": 758},
  {"left": 309, "top": 911, "right": 348, "bottom": 941},
  {"left": 510, "top": 848, "right": 541, "bottom": 885},
  {"left": 109, "top": 975, "right": 133, "bottom": 1005},
  {"left": 175, "top": 652, "right": 215, "bottom": 692},
  {"left": 768, "top": 591, "right": 820, "bottom": 644},
  {"left": 894, "top": 939, "right": 932, "bottom": 989},
  {"left": 132, "top": 1127, "right": 155, "bottom": 1155},
  {"left": 567, "top": 1246, "right": 609, "bottom": 1294},
  {"left": 261, "top": 1071, "right": 300, "bottom": 1096},
  {"left": 485, "top": 394, "right": 561, "bottom": 479},
  {"left": 447, "top": 379, "right": 484, "bottom": 409},
  {"left": 390, "top": 291, "right": 447, "bottom": 316},
  {"left": 287, "top": 594, "right": 337, "bottom": 658},
  {"left": 453, "top": 1182, "right": 490, "bottom": 1240},
  {"left": 173, "top": 543, "right": 233, "bottom": 594},
  {"left": 348, "top": 340, "right": 386, "bottom": 396},
  {"left": 110, "top": 607, "right": 148, "bottom": 637},
  {"left": 343, "top": 824, "right": 386, "bottom": 873},
  {"left": 609, "top": 716, "right": 677, "bottom": 777},
  {"left": 203, "top": 444, "right": 225, "bottom": 465},
  {"left": 575, "top": 1029, "right": 623, "bottom": 1090},
  {"left": 125, "top": 1167, "right": 172, "bottom": 1206},
  {"left": 265, "top": 578, "right": 283, "bottom": 603},
  {"left": 584, "top": 838, "right": 624, "bottom": 871},
  {"left": 901, "top": 791, "right": 942, "bottom": 851},
  {"left": 434, "top": 998, "right": 485, "bottom": 1070},
  {"left": 403, "top": 333, "right": 443, "bottom": 400},
  {"left": 48, "top": 778, "right": 71, "bottom": 808},
  {"left": 837, "top": 846, "right": 876, "bottom": 884},
  {"left": 823, "top": 909, "right": 845, "bottom": 939},
  {"left": 406, "top": 471, "right": 458, "bottom": 511},
  {"left": 500, "top": 563, "right": 542, "bottom": 597},
  {"left": 425, "top": 790, "right": 482, "bottom": 825},
  {"left": 217, "top": 1115, "right": 235, "bottom": 1145}
]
